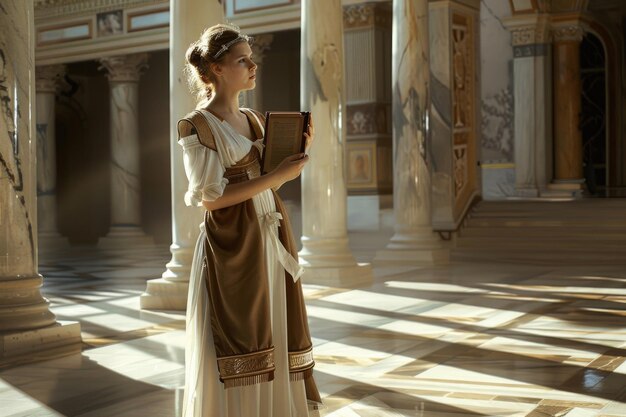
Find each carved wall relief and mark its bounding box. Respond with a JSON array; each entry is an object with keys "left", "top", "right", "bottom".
[{"left": 451, "top": 12, "right": 475, "bottom": 202}]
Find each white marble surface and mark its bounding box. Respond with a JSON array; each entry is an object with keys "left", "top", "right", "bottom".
[
  {"left": 480, "top": 0, "right": 514, "bottom": 161},
  {"left": 140, "top": 0, "right": 224, "bottom": 311},
  {"left": 481, "top": 165, "right": 516, "bottom": 199}
]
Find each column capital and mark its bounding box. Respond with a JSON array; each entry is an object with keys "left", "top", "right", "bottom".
[
  {"left": 551, "top": 21, "right": 585, "bottom": 42},
  {"left": 35, "top": 64, "right": 66, "bottom": 93},
  {"left": 503, "top": 14, "right": 551, "bottom": 46},
  {"left": 251, "top": 34, "right": 274, "bottom": 65},
  {"left": 99, "top": 53, "right": 149, "bottom": 83},
  {"left": 343, "top": 3, "right": 391, "bottom": 30}
]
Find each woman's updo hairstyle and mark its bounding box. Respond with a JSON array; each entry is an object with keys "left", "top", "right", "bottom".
[{"left": 185, "top": 23, "right": 252, "bottom": 104}]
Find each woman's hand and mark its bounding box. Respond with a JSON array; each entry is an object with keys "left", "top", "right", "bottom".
[
  {"left": 270, "top": 153, "right": 309, "bottom": 188},
  {"left": 304, "top": 114, "right": 315, "bottom": 153}
]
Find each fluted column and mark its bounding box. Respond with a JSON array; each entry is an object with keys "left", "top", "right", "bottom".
[
  {"left": 0, "top": 0, "right": 80, "bottom": 360},
  {"left": 503, "top": 15, "right": 553, "bottom": 197},
  {"left": 141, "top": 0, "right": 225, "bottom": 310},
  {"left": 375, "top": 0, "right": 448, "bottom": 264},
  {"left": 98, "top": 53, "right": 152, "bottom": 246},
  {"left": 551, "top": 21, "right": 585, "bottom": 192},
  {"left": 36, "top": 64, "right": 69, "bottom": 250},
  {"left": 299, "top": 0, "right": 372, "bottom": 287},
  {"left": 241, "top": 34, "right": 273, "bottom": 110}
]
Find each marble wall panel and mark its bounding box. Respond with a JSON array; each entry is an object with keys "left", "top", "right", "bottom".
[
  {"left": 430, "top": 7, "right": 454, "bottom": 225},
  {"left": 429, "top": 2, "right": 480, "bottom": 229},
  {"left": 480, "top": 0, "right": 515, "bottom": 198}
]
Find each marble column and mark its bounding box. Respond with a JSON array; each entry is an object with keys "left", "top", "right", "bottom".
[
  {"left": 0, "top": 0, "right": 80, "bottom": 360},
  {"left": 241, "top": 34, "right": 273, "bottom": 110},
  {"left": 36, "top": 64, "right": 69, "bottom": 250},
  {"left": 375, "top": 0, "right": 448, "bottom": 264},
  {"left": 141, "top": 0, "right": 225, "bottom": 310},
  {"left": 299, "top": 0, "right": 372, "bottom": 286},
  {"left": 503, "top": 15, "right": 553, "bottom": 197},
  {"left": 551, "top": 21, "right": 585, "bottom": 192},
  {"left": 98, "top": 53, "right": 152, "bottom": 247}
]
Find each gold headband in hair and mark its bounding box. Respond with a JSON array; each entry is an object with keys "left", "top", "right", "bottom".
[{"left": 212, "top": 35, "right": 250, "bottom": 59}]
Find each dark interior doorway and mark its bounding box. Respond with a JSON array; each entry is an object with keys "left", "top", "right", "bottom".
[{"left": 580, "top": 32, "right": 607, "bottom": 195}]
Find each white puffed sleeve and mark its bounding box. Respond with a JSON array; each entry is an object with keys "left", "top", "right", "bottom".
[{"left": 178, "top": 134, "right": 229, "bottom": 206}]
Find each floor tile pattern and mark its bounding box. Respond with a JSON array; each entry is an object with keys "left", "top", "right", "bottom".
[{"left": 1, "top": 238, "right": 626, "bottom": 417}]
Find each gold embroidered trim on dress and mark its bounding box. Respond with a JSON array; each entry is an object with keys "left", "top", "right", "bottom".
[
  {"left": 288, "top": 347, "right": 314, "bottom": 371},
  {"left": 217, "top": 347, "right": 275, "bottom": 385}
]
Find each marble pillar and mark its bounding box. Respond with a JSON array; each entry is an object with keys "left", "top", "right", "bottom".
[
  {"left": 98, "top": 53, "right": 152, "bottom": 247},
  {"left": 140, "top": 0, "right": 225, "bottom": 310},
  {"left": 241, "top": 34, "right": 273, "bottom": 110},
  {"left": 375, "top": 0, "right": 448, "bottom": 264},
  {"left": 551, "top": 21, "right": 585, "bottom": 192},
  {"left": 36, "top": 64, "right": 69, "bottom": 250},
  {"left": 503, "top": 15, "right": 553, "bottom": 197},
  {"left": 0, "top": 0, "right": 81, "bottom": 360},
  {"left": 299, "top": 0, "right": 372, "bottom": 286}
]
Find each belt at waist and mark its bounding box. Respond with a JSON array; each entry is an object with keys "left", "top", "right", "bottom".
[{"left": 224, "top": 161, "right": 261, "bottom": 184}]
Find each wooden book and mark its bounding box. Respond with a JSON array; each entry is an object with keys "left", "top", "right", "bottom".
[{"left": 261, "top": 111, "right": 310, "bottom": 174}]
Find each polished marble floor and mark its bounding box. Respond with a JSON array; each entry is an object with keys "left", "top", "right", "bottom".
[{"left": 2, "top": 233, "right": 626, "bottom": 417}]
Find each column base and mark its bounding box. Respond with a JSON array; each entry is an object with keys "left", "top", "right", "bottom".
[
  {"left": 98, "top": 226, "right": 154, "bottom": 249},
  {"left": 140, "top": 278, "right": 188, "bottom": 311},
  {"left": 299, "top": 236, "right": 373, "bottom": 287},
  {"left": 0, "top": 321, "right": 82, "bottom": 363},
  {"left": 374, "top": 229, "right": 450, "bottom": 265},
  {"left": 546, "top": 181, "right": 584, "bottom": 198},
  {"left": 301, "top": 263, "right": 373, "bottom": 288}
]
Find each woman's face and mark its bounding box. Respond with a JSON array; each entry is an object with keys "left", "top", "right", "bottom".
[{"left": 213, "top": 41, "right": 257, "bottom": 92}]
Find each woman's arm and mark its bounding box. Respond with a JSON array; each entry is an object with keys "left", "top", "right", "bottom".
[{"left": 203, "top": 153, "right": 309, "bottom": 211}]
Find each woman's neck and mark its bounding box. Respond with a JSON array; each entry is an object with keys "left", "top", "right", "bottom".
[{"left": 207, "top": 90, "right": 242, "bottom": 116}]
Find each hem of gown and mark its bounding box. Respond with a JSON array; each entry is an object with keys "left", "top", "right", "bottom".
[{"left": 223, "top": 369, "right": 275, "bottom": 388}]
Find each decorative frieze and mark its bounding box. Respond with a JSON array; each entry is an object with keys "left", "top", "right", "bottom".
[
  {"left": 513, "top": 43, "right": 547, "bottom": 57},
  {"left": 552, "top": 23, "right": 584, "bottom": 42},
  {"left": 343, "top": 3, "right": 391, "bottom": 30},
  {"left": 509, "top": 22, "right": 550, "bottom": 46}
]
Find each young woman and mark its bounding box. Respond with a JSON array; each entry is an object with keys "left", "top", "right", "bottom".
[{"left": 179, "top": 24, "right": 321, "bottom": 417}]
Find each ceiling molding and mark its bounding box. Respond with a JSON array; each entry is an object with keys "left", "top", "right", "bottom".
[{"left": 35, "top": 0, "right": 165, "bottom": 20}]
